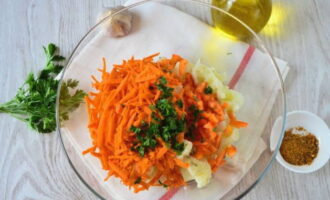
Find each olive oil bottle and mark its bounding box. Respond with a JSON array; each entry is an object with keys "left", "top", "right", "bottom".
[{"left": 212, "top": 0, "right": 272, "bottom": 39}]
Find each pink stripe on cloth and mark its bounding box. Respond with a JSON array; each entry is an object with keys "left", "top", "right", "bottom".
[
  {"left": 228, "top": 46, "right": 255, "bottom": 89},
  {"left": 159, "top": 188, "right": 180, "bottom": 200},
  {"left": 158, "top": 45, "right": 256, "bottom": 200}
]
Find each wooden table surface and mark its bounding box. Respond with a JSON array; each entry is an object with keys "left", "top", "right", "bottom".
[{"left": 1, "top": 0, "right": 329, "bottom": 199}]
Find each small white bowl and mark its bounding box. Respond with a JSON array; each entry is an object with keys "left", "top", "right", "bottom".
[{"left": 270, "top": 110, "right": 330, "bottom": 173}]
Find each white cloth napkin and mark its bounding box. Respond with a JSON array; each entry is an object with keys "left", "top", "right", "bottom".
[{"left": 61, "top": 1, "right": 289, "bottom": 200}]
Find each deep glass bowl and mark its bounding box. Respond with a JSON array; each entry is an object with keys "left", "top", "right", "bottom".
[{"left": 56, "top": 0, "right": 286, "bottom": 199}]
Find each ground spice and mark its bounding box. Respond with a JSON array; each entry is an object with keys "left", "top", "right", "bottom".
[{"left": 280, "top": 127, "right": 319, "bottom": 166}]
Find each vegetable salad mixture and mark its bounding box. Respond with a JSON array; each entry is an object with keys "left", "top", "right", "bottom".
[{"left": 83, "top": 53, "right": 247, "bottom": 192}]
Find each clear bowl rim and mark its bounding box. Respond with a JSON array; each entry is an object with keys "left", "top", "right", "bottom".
[{"left": 55, "top": 0, "right": 287, "bottom": 199}]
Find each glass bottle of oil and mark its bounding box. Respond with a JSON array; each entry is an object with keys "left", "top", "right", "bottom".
[{"left": 212, "top": 0, "right": 272, "bottom": 39}]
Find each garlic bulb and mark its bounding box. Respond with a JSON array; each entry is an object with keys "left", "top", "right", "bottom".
[{"left": 97, "top": 6, "right": 133, "bottom": 37}]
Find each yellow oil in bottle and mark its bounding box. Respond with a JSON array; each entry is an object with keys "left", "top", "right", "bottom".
[{"left": 212, "top": 0, "right": 272, "bottom": 39}]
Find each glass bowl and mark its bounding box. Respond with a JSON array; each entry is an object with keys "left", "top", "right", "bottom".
[{"left": 56, "top": 0, "right": 286, "bottom": 199}]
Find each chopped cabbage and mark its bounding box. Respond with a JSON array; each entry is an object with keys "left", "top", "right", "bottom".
[
  {"left": 178, "top": 140, "right": 212, "bottom": 188},
  {"left": 181, "top": 157, "right": 212, "bottom": 188},
  {"left": 179, "top": 140, "right": 193, "bottom": 158}
]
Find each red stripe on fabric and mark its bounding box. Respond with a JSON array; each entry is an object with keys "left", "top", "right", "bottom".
[
  {"left": 158, "top": 45, "right": 256, "bottom": 200},
  {"left": 159, "top": 188, "right": 180, "bottom": 200},
  {"left": 228, "top": 46, "right": 255, "bottom": 89}
]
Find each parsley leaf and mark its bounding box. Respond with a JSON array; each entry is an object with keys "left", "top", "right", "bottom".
[
  {"left": 204, "top": 86, "right": 213, "bottom": 94},
  {"left": 134, "top": 177, "right": 142, "bottom": 184},
  {"left": 130, "top": 126, "right": 142, "bottom": 134},
  {"left": 159, "top": 76, "right": 167, "bottom": 85},
  {"left": 189, "top": 105, "right": 203, "bottom": 119},
  {"left": 59, "top": 79, "right": 86, "bottom": 121},
  {"left": 137, "top": 146, "right": 145, "bottom": 157},
  {"left": 156, "top": 99, "right": 176, "bottom": 116},
  {"left": 172, "top": 142, "right": 185, "bottom": 154},
  {"left": 149, "top": 104, "right": 156, "bottom": 110},
  {"left": 151, "top": 112, "right": 161, "bottom": 122},
  {"left": 156, "top": 76, "right": 173, "bottom": 98},
  {"left": 176, "top": 99, "right": 183, "bottom": 108},
  {"left": 158, "top": 180, "right": 168, "bottom": 188}
]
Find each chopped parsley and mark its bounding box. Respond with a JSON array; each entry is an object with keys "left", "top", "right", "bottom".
[
  {"left": 156, "top": 99, "right": 176, "bottom": 117},
  {"left": 159, "top": 76, "right": 167, "bottom": 85},
  {"left": 176, "top": 99, "right": 183, "bottom": 108},
  {"left": 129, "top": 77, "right": 185, "bottom": 156},
  {"left": 158, "top": 180, "right": 168, "bottom": 188},
  {"left": 151, "top": 112, "right": 161, "bottom": 122},
  {"left": 204, "top": 86, "right": 213, "bottom": 94},
  {"left": 130, "top": 126, "right": 142, "bottom": 134},
  {"left": 189, "top": 105, "right": 203, "bottom": 119},
  {"left": 134, "top": 177, "right": 142, "bottom": 184},
  {"left": 141, "top": 120, "right": 147, "bottom": 126},
  {"left": 137, "top": 146, "right": 145, "bottom": 157},
  {"left": 156, "top": 76, "right": 174, "bottom": 98},
  {"left": 172, "top": 142, "right": 185, "bottom": 153},
  {"left": 149, "top": 104, "right": 156, "bottom": 110}
]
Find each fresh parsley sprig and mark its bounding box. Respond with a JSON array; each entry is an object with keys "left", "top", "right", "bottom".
[{"left": 0, "top": 43, "right": 86, "bottom": 133}]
